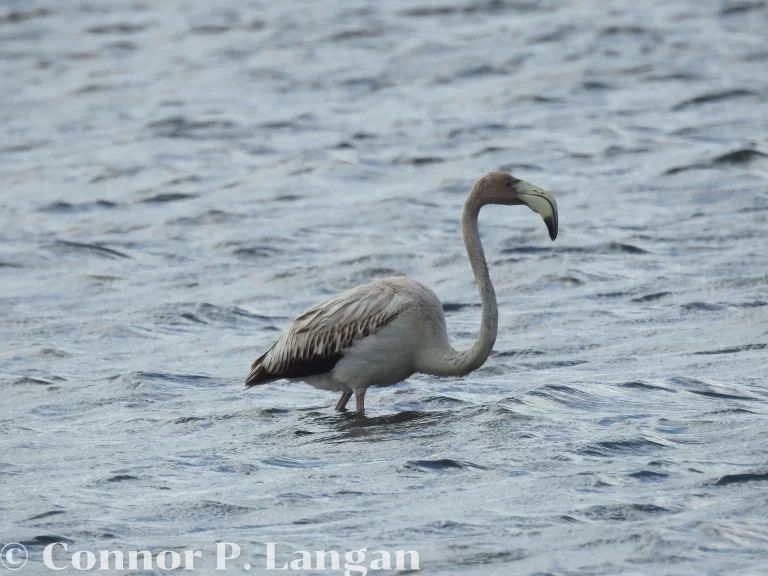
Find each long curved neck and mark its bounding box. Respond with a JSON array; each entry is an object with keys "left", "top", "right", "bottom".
[{"left": 421, "top": 187, "right": 498, "bottom": 377}]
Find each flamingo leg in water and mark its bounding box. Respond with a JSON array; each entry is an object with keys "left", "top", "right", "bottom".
[
  {"left": 335, "top": 391, "right": 352, "bottom": 411},
  {"left": 355, "top": 389, "right": 366, "bottom": 415}
]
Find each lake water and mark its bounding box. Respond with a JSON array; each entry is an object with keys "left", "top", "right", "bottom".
[{"left": 1, "top": 0, "right": 767, "bottom": 574}]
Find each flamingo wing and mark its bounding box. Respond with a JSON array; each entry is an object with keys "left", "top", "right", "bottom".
[{"left": 245, "top": 279, "right": 410, "bottom": 387}]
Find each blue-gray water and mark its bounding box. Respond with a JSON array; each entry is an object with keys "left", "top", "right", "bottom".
[{"left": 2, "top": 0, "right": 768, "bottom": 574}]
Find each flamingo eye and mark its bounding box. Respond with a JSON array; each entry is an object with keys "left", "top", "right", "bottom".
[{"left": 506, "top": 180, "right": 514, "bottom": 188}]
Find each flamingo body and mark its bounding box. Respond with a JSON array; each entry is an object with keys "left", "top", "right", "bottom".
[{"left": 246, "top": 277, "right": 446, "bottom": 395}]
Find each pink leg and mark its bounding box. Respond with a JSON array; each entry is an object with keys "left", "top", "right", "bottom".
[
  {"left": 335, "top": 390, "right": 352, "bottom": 412},
  {"left": 355, "top": 389, "right": 366, "bottom": 415}
]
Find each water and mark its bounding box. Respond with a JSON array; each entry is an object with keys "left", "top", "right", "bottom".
[{"left": 1, "top": 0, "right": 767, "bottom": 574}]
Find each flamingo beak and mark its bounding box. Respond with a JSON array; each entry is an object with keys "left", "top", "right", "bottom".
[{"left": 515, "top": 181, "right": 558, "bottom": 241}]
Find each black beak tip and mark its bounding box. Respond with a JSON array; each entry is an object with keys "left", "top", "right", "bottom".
[{"left": 545, "top": 218, "right": 557, "bottom": 241}]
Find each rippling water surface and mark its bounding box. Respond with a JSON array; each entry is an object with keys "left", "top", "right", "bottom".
[{"left": 2, "top": 0, "right": 768, "bottom": 574}]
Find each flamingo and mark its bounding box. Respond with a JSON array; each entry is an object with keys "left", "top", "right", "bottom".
[{"left": 245, "top": 172, "right": 558, "bottom": 415}]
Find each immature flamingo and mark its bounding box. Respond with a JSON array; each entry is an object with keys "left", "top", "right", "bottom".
[{"left": 246, "top": 172, "right": 558, "bottom": 415}]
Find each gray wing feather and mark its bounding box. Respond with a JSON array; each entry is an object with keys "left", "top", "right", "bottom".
[{"left": 246, "top": 279, "right": 410, "bottom": 387}]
